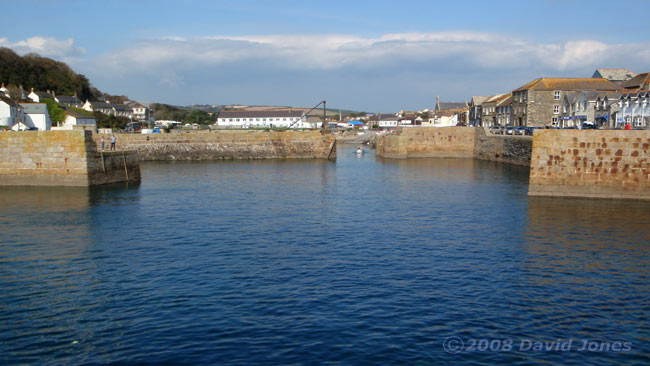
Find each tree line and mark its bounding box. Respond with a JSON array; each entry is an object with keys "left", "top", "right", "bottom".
[{"left": 0, "top": 47, "right": 102, "bottom": 101}]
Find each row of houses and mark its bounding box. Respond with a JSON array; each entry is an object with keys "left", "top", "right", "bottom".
[
  {"left": 469, "top": 69, "right": 650, "bottom": 128},
  {"left": 0, "top": 84, "right": 154, "bottom": 131}
]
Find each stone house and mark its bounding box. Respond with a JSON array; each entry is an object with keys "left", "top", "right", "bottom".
[
  {"left": 510, "top": 78, "right": 622, "bottom": 127},
  {"left": 559, "top": 91, "right": 606, "bottom": 128},
  {"left": 469, "top": 96, "right": 488, "bottom": 126},
  {"left": 479, "top": 94, "right": 507, "bottom": 127},
  {"left": 594, "top": 94, "right": 621, "bottom": 128},
  {"left": 495, "top": 95, "right": 512, "bottom": 126}
]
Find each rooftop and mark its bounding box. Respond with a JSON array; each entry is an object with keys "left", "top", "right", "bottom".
[
  {"left": 592, "top": 68, "right": 637, "bottom": 81},
  {"left": 219, "top": 110, "right": 304, "bottom": 118},
  {"left": 514, "top": 78, "right": 622, "bottom": 92}
]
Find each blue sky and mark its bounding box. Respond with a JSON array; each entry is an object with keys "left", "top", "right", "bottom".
[{"left": 2, "top": 0, "right": 650, "bottom": 112}]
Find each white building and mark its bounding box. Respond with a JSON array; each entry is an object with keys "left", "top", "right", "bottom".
[
  {"left": 82, "top": 100, "right": 113, "bottom": 115},
  {"left": 27, "top": 89, "right": 53, "bottom": 103},
  {"left": 18, "top": 103, "right": 52, "bottom": 131},
  {"left": 617, "top": 92, "right": 650, "bottom": 128},
  {"left": 128, "top": 102, "right": 149, "bottom": 121},
  {"left": 217, "top": 110, "right": 317, "bottom": 128},
  {"left": 52, "top": 110, "right": 97, "bottom": 131},
  {"left": 0, "top": 95, "right": 21, "bottom": 127},
  {"left": 376, "top": 114, "right": 399, "bottom": 129}
]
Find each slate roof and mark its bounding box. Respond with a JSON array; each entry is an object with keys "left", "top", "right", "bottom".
[
  {"left": 470, "top": 96, "right": 489, "bottom": 105},
  {"left": 621, "top": 72, "right": 650, "bottom": 90},
  {"left": 56, "top": 95, "right": 80, "bottom": 104},
  {"left": 219, "top": 110, "right": 304, "bottom": 118},
  {"left": 91, "top": 101, "right": 113, "bottom": 109},
  {"left": 33, "top": 91, "right": 52, "bottom": 99},
  {"left": 514, "top": 78, "right": 622, "bottom": 92},
  {"left": 66, "top": 110, "right": 95, "bottom": 119},
  {"left": 592, "top": 68, "right": 636, "bottom": 81},
  {"left": 483, "top": 94, "right": 508, "bottom": 104},
  {"left": 0, "top": 95, "right": 19, "bottom": 107},
  {"left": 497, "top": 95, "right": 512, "bottom": 107},
  {"left": 438, "top": 102, "right": 467, "bottom": 110},
  {"left": 112, "top": 104, "right": 132, "bottom": 112},
  {"left": 19, "top": 103, "right": 48, "bottom": 114}
]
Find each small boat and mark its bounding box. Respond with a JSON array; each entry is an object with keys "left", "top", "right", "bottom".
[{"left": 356, "top": 147, "right": 364, "bottom": 155}]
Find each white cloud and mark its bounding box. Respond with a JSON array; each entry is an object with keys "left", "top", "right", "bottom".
[
  {"left": 92, "top": 32, "right": 650, "bottom": 75},
  {"left": 0, "top": 36, "right": 86, "bottom": 59},
  {"left": 68, "top": 32, "right": 650, "bottom": 110}
]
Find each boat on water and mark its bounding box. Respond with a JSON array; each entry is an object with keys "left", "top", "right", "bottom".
[{"left": 356, "top": 147, "right": 364, "bottom": 155}]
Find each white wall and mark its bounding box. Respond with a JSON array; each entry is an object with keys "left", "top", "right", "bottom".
[
  {"left": 0, "top": 102, "right": 16, "bottom": 126},
  {"left": 217, "top": 116, "right": 310, "bottom": 128},
  {"left": 23, "top": 113, "right": 52, "bottom": 131}
]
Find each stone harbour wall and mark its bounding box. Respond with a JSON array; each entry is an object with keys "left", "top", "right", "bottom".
[
  {"left": 95, "top": 130, "right": 337, "bottom": 161},
  {"left": 376, "top": 127, "right": 532, "bottom": 166},
  {"left": 529, "top": 130, "right": 650, "bottom": 200},
  {"left": 0, "top": 130, "right": 140, "bottom": 186},
  {"left": 474, "top": 127, "right": 532, "bottom": 166},
  {"left": 376, "top": 127, "right": 475, "bottom": 159}
]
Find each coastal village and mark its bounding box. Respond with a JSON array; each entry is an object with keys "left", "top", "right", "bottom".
[{"left": 1, "top": 68, "right": 648, "bottom": 133}]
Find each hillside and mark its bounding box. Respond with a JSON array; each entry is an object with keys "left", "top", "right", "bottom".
[{"left": 0, "top": 47, "right": 101, "bottom": 101}]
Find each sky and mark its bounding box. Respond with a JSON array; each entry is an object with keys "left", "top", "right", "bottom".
[{"left": 2, "top": 0, "right": 650, "bottom": 112}]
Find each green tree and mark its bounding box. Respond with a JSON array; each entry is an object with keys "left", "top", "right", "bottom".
[{"left": 42, "top": 98, "right": 66, "bottom": 125}]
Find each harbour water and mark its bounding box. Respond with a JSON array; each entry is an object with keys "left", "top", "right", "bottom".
[{"left": 1, "top": 147, "right": 648, "bottom": 365}]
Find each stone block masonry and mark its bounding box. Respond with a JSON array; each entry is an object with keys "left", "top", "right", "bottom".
[
  {"left": 0, "top": 130, "right": 140, "bottom": 186},
  {"left": 529, "top": 130, "right": 650, "bottom": 200},
  {"left": 376, "top": 127, "right": 476, "bottom": 159},
  {"left": 94, "top": 130, "right": 337, "bottom": 161},
  {"left": 376, "top": 127, "right": 532, "bottom": 166}
]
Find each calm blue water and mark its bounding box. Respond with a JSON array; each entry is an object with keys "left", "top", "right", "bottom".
[{"left": 1, "top": 147, "right": 649, "bottom": 365}]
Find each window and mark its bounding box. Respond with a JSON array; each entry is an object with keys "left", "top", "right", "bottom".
[
  {"left": 552, "top": 117, "right": 558, "bottom": 125},
  {"left": 554, "top": 91, "right": 561, "bottom": 100},
  {"left": 553, "top": 105, "right": 560, "bottom": 114}
]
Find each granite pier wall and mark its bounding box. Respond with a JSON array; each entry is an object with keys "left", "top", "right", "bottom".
[
  {"left": 376, "top": 127, "right": 532, "bottom": 166},
  {"left": 528, "top": 129, "right": 650, "bottom": 200},
  {"left": 95, "top": 130, "right": 337, "bottom": 161},
  {"left": 0, "top": 130, "right": 140, "bottom": 186}
]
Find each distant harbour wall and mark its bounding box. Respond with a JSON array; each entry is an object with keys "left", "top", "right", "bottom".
[
  {"left": 95, "top": 130, "right": 337, "bottom": 161},
  {"left": 0, "top": 130, "right": 140, "bottom": 187},
  {"left": 528, "top": 129, "right": 650, "bottom": 200},
  {"left": 375, "top": 127, "right": 532, "bottom": 166}
]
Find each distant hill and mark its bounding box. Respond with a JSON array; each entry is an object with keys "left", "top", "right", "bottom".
[{"left": 0, "top": 47, "right": 101, "bottom": 101}]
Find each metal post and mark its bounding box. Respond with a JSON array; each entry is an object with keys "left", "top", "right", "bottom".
[{"left": 322, "top": 100, "right": 327, "bottom": 134}]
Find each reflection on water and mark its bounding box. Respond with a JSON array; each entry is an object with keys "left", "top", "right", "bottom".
[{"left": 0, "top": 148, "right": 648, "bottom": 365}]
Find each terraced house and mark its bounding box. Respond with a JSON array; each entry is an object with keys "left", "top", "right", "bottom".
[{"left": 510, "top": 78, "right": 622, "bottom": 127}]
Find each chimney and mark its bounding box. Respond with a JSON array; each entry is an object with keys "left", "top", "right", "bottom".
[{"left": 436, "top": 96, "right": 440, "bottom": 111}]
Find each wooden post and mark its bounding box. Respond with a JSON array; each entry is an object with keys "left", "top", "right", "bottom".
[{"left": 122, "top": 151, "right": 129, "bottom": 181}]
